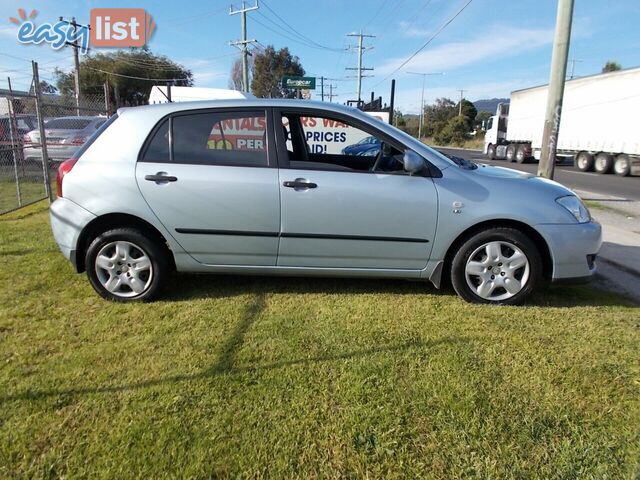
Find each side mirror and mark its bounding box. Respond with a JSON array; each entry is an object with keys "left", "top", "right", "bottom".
[{"left": 403, "top": 150, "right": 426, "bottom": 175}]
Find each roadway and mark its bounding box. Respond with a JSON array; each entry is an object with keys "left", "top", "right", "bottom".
[{"left": 437, "top": 147, "right": 640, "bottom": 201}]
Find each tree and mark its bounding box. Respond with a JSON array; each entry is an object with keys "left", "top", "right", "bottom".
[
  {"left": 423, "top": 97, "right": 456, "bottom": 138},
  {"left": 434, "top": 116, "right": 469, "bottom": 146},
  {"left": 602, "top": 60, "right": 622, "bottom": 73},
  {"left": 457, "top": 99, "right": 477, "bottom": 128},
  {"left": 251, "top": 45, "right": 305, "bottom": 98},
  {"left": 53, "top": 49, "right": 193, "bottom": 107},
  {"left": 228, "top": 55, "right": 254, "bottom": 91}
]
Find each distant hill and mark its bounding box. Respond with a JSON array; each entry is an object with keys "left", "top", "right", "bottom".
[{"left": 473, "top": 98, "right": 509, "bottom": 113}]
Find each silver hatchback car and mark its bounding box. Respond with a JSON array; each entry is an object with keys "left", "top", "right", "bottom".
[{"left": 50, "top": 99, "right": 601, "bottom": 305}]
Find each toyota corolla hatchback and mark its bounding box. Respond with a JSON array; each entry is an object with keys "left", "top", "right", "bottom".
[{"left": 50, "top": 99, "right": 601, "bottom": 305}]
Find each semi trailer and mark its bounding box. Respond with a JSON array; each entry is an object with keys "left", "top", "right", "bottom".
[{"left": 484, "top": 67, "right": 640, "bottom": 176}]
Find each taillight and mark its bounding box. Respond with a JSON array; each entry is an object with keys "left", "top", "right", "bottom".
[
  {"left": 69, "top": 137, "right": 87, "bottom": 145},
  {"left": 23, "top": 134, "right": 32, "bottom": 144},
  {"left": 56, "top": 158, "right": 78, "bottom": 198}
]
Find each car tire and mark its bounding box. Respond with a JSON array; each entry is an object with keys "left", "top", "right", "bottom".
[
  {"left": 85, "top": 228, "right": 169, "bottom": 302},
  {"left": 505, "top": 144, "right": 517, "bottom": 162},
  {"left": 450, "top": 227, "right": 542, "bottom": 305},
  {"left": 575, "top": 151, "right": 594, "bottom": 172},
  {"left": 594, "top": 152, "right": 613, "bottom": 174},
  {"left": 486, "top": 144, "right": 496, "bottom": 160},
  {"left": 613, "top": 154, "right": 631, "bottom": 176}
]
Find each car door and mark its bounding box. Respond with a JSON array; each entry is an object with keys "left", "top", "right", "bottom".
[
  {"left": 136, "top": 108, "right": 280, "bottom": 266},
  {"left": 275, "top": 109, "right": 438, "bottom": 270}
]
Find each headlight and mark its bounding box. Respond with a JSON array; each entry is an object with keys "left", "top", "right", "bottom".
[{"left": 556, "top": 195, "right": 590, "bottom": 223}]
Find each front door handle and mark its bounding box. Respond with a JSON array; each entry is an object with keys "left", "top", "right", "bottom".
[
  {"left": 283, "top": 179, "right": 317, "bottom": 189},
  {"left": 145, "top": 172, "right": 178, "bottom": 183}
]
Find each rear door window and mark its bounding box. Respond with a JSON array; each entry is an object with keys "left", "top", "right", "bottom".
[{"left": 172, "top": 110, "right": 268, "bottom": 167}]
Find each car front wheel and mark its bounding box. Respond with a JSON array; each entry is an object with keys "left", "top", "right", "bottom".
[
  {"left": 451, "top": 227, "right": 542, "bottom": 305},
  {"left": 85, "top": 228, "right": 169, "bottom": 302}
]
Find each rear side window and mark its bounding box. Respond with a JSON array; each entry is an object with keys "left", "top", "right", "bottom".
[
  {"left": 172, "top": 110, "right": 268, "bottom": 167},
  {"left": 141, "top": 118, "right": 170, "bottom": 163}
]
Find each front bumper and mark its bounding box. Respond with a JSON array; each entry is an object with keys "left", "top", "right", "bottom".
[
  {"left": 535, "top": 221, "right": 602, "bottom": 281},
  {"left": 50, "top": 198, "right": 96, "bottom": 269}
]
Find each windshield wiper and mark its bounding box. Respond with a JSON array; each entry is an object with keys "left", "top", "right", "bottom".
[{"left": 437, "top": 150, "right": 478, "bottom": 170}]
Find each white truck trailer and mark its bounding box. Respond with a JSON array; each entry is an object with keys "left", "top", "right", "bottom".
[{"left": 484, "top": 67, "right": 640, "bottom": 176}]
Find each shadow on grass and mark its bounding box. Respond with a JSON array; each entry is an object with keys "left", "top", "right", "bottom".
[
  {"left": 0, "top": 329, "right": 472, "bottom": 403},
  {"left": 163, "top": 273, "right": 634, "bottom": 308}
]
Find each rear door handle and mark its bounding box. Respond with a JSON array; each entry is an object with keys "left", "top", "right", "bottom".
[
  {"left": 283, "top": 179, "right": 317, "bottom": 189},
  {"left": 145, "top": 172, "right": 178, "bottom": 183}
]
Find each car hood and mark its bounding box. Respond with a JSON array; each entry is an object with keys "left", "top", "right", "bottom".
[{"left": 469, "top": 163, "right": 576, "bottom": 198}]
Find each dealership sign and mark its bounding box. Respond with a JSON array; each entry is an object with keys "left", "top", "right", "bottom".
[
  {"left": 9, "top": 8, "right": 156, "bottom": 54},
  {"left": 282, "top": 76, "right": 316, "bottom": 90}
]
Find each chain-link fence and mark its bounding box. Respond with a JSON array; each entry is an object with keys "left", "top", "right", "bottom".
[{"left": 0, "top": 62, "right": 108, "bottom": 214}]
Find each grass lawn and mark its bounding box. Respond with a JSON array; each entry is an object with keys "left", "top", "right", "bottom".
[
  {"left": 0, "top": 179, "right": 49, "bottom": 214},
  {"left": 1, "top": 202, "right": 639, "bottom": 478}
]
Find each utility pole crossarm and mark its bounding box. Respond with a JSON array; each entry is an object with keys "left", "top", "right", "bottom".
[
  {"left": 229, "top": 1, "right": 259, "bottom": 93},
  {"left": 346, "top": 31, "right": 375, "bottom": 103},
  {"left": 59, "top": 16, "right": 89, "bottom": 115}
]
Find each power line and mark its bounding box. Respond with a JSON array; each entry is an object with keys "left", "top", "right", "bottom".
[
  {"left": 373, "top": 0, "right": 475, "bottom": 87},
  {"left": 260, "top": 0, "right": 345, "bottom": 52},
  {"left": 363, "top": 0, "right": 390, "bottom": 29},
  {"left": 84, "top": 66, "right": 190, "bottom": 82},
  {"left": 253, "top": 12, "right": 327, "bottom": 50}
]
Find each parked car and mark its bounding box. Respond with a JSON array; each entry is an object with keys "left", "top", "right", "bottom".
[
  {"left": 50, "top": 99, "right": 601, "bottom": 305},
  {"left": 23, "top": 115, "right": 107, "bottom": 164},
  {"left": 0, "top": 114, "right": 37, "bottom": 148},
  {"left": 356, "top": 144, "right": 380, "bottom": 157},
  {"left": 342, "top": 135, "right": 380, "bottom": 155}
]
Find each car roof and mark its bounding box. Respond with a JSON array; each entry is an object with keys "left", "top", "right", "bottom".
[{"left": 117, "top": 99, "right": 364, "bottom": 118}]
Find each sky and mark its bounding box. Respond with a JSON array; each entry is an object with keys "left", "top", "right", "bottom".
[{"left": 1, "top": 0, "right": 638, "bottom": 113}]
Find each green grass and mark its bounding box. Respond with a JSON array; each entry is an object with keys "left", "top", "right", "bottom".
[
  {"left": 0, "top": 179, "right": 49, "bottom": 214},
  {"left": 1, "top": 202, "right": 639, "bottom": 479},
  {"left": 425, "top": 137, "right": 485, "bottom": 150}
]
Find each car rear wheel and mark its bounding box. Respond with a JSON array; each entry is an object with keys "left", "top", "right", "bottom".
[
  {"left": 451, "top": 227, "right": 542, "bottom": 305},
  {"left": 85, "top": 228, "right": 169, "bottom": 302}
]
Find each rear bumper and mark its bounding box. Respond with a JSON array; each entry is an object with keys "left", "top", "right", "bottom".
[
  {"left": 50, "top": 198, "right": 96, "bottom": 269},
  {"left": 535, "top": 221, "right": 602, "bottom": 281},
  {"left": 24, "top": 145, "right": 80, "bottom": 161}
]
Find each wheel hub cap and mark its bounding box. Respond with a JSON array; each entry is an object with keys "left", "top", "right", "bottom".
[
  {"left": 94, "top": 240, "right": 153, "bottom": 298},
  {"left": 465, "top": 240, "right": 530, "bottom": 301}
]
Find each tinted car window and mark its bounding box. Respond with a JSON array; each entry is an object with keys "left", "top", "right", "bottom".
[
  {"left": 173, "top": 111, "right": 267, "bottom": 167},
  {"left": 141, "top": 118, "right": 170, "bottom": 163}
]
